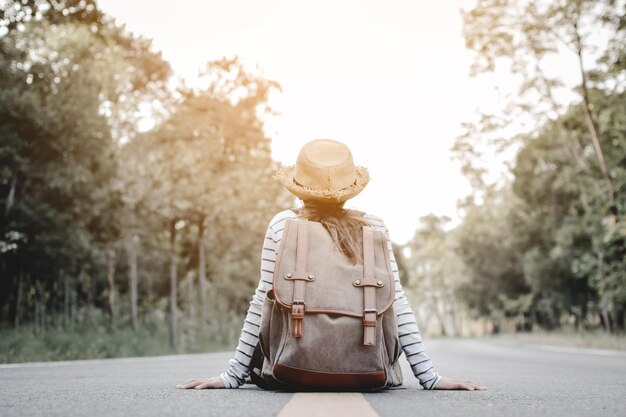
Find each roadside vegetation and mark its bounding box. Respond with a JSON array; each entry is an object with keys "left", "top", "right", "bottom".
[{"left": 1, "top": 1, "right": 624, "bottom": 363}]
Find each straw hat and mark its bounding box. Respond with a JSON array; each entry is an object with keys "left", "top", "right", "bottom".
[{"left": 273, "top": 139, "right": 370, "bottom": 202}]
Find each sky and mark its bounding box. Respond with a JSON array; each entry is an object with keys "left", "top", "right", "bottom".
[{"left": 98, "top": 0, "right": 581, "bottom": 243}]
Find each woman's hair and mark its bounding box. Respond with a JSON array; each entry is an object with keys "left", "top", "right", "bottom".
[{"left": 297, "top": 199, "right": 368, "bottom": 264}]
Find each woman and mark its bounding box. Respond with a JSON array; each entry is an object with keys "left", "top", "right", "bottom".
[{"left": 177, "top": 139, "right": 486, "bottom": 391}]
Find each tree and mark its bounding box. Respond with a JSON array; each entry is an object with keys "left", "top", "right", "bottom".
[
  {"left": 512, "top": 89, "right": 626, "bottom": 331},
  {"left": 451, "top": 0, "right": 626, "bottom": 334},
  {"left": 400, "top": 215, "right": 468, "bottom": 336},
  {"left": 459, "top": 0, "right": 625, "bottom": 203},
  {"left": 0, "top": 1, "right": 170, "bottom": 328},
  {"left": 454, "top": 187, "right": 530, "bottom": 333},
  {"left": 119, "top": 57, "right": 290, "bottom": 347}
]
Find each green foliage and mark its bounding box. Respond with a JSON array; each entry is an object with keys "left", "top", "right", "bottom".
[
  {"left": 119, "top": 57, "right": 290, "bottom": 308},
  {"left": 0, "top": 21, "right": 123, "bottom": 323},
  {"left": 457, "top": 0, "right": 626, "bottom": 199},
  {"left": 450, "top": 89, "right": 626, "bottom": 333},
  {"left": 398, "top": 215, "right": 469, "bottom": 336},
  {"left": 454, "top": 187, "right": 529, "bottom": 325},
  {"left": 0, "top": 0, "right": 171, "bottom": 326},
  {"left": 0, "top": 0, "right": 292, "bottom": 360},
  {"left": 0, "top": 306, "right": 242, "bottom": 363},
  {"left": 444, "top": 0, "right": 626, "bottom": 334}
]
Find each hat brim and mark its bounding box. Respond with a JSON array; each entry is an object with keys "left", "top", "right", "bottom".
[{"left": 273, "top": 165, "right": 370, "bottom": 203}]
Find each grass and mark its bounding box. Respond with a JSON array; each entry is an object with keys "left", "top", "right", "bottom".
[
  {"left": 4, "top": 314, "right": 625, "bottom": 364},
  {"left": 0, "top": 310, "right": 243, "bottom": 364}
]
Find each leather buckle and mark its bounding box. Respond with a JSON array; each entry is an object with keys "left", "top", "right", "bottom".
[
  {"left": 363, "top": 309, "right": 377, "bottom": 328},
  {"left": 291, "top": 301, "right": 305, "bottom": 319},
  {"left": 363, "top": 309, "right": 377, "bottom": 320},
  {"left": 363, "top": 309, "right": 377, "bottom": 346},
  {"left": 291, "top": 300, "right": 305, "bottom": 338}
]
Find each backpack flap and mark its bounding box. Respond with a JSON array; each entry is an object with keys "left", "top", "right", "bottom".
[{"left": 272, "top": 218, "right": 395, "bottom": 341}]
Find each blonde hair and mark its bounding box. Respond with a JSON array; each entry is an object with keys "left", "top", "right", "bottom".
[{"left": 297, "top": 200, "right": 368, "bottom": 264}]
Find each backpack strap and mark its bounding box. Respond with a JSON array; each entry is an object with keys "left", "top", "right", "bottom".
[
  {"left": 248, "top": 342, "right": 270, "bottom": 388},
  {"left": 284, "top": 219, "right": 313, "bottom": 338},
  {"left": 354, "top": 226, "right": 385, "bottom": 346}
]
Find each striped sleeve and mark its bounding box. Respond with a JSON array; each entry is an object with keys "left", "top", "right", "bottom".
[
  {"left": 364, "top": 214, "right": 443, "bottom": 390},
  {"left": 219, "top": 210, "right": 297, "bottom": 388}
]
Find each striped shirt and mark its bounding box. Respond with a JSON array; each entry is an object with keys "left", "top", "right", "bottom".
[{"left": 220, "top": 209, "right": 442, "bottom": 390}]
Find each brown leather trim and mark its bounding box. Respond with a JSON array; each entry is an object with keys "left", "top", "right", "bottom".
[
  {"left": 304, "top": 307, "right": 363, "bottom": 317},
  {"left": 291, "top": 303, "right": 304, "bottom": 337},
  {"left": 363, "top": 226, "right": 375, "bottom": 282},
  {"left": 274, "top": 362, "right": 386, "bottom": 390},
  {"left": 273, "top": 221, "right": 396, "bottom": 316},
  {"left": 294, "top": 219, "right": 309, "bottom": 278},
  {"left": 290, "top": 219, "right": 310, "bottom": 338},
  {"left": 364, "top": 325, "right": 376, "bottom": 346},
  {"left": 353, "top": 280, "right": 384, "bottom": 287},
  {"left": 284, "top": 272, "right": 315, "bottom": 281},
  {"left": 361, "top": 226, "right": 377, "bottom": 346}
]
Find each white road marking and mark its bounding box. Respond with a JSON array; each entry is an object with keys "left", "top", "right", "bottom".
[{"left": 277, "top": 393, "right": 380, "bottom": 417}]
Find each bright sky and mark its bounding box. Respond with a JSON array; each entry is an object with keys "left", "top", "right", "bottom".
[{"left": 98, "top": 0, "right": 581, "bottom": 243}]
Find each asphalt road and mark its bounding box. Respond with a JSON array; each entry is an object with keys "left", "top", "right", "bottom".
[{"left": 1, "top": 338, "right": 625, "bottom": 417}]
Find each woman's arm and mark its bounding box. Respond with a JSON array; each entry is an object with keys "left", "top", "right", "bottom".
[
  {"left": 217, "top": 221, "right": 278, "bottom": 388},
  {"left": 177, "top": 210, "right": 296, "bottom": 390},
  {"left": 364, "top": 214, "right": 486, "bottom": 391},
  {"left": 364, "top": 214, "right": 441, "bottom": 389}
]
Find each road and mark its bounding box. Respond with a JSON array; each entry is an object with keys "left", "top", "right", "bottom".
[{"left": 1, "top": 338, "right": 625, "bottom": 417}]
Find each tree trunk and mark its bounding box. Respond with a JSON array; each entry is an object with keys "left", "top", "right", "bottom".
[
  {"left": 4, "top": 174, "right": 16, "bottom": 217},
  {"left": 13, "top": 271, "right": 22, "bottom": 328},
  {"left": 573, "top": 19, "right": 614, "bottom": 203},
  {"left": 186, "top": 270, "right": 195, "bottom": 321},
  {"left": 491, "top": 320, "right": 500, "bottom": 335},
  {"left": 616, "top": 307, "right": 625, "bottom": 334},
  {"left": 186, "top": 270, "right": 195, "bottom": 351},
  {"left": 533, "top": 59, "right": 606, "bottom": 206},
  {"left": 600, "top": 308, "right": 612, "bottom": 332},
  {"left": 596, "top": 250, "right": 612, "bottom": 333},
  {"left": 34, "top": 301, "right": 41, "bottom": 335},
  {"left": 7, "top": 265, "right": 20, "bottom": 327},
  {"left": 34, "top": 280, "right": 46, "bottom": 334},
  {"left": 198, "top": 218, "right": 207, "bottom": 323},
  {"left": 106, "top": 247, "right": 116, "bottom": 321},
  {"left": 449, "top": 300, "right": 460, "bottom": 336},
  {"left": 127, "top": 237, "right": 139, "bottom": 331},
  {"left": 62, "top": 269, "right": 69, "bottom": 327},
  {"left": 68, "top": 258, "right": 78, "bottom": 324},
  {"left": 70, "top": 274, "right": 77, "bottom": 325},
  {"left": 84, "top": 265, "right": 94, "bottom": 324},
  {"left": 169, "top": 220, "right": 178, "bottom": 349},
  {"left": 432, "top": 296, "right": 447, "bottom": 336},
  {"left": 146, "top": 271, "right": 153, "bottom": 305}
]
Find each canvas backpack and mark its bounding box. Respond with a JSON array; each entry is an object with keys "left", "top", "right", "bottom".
[{"left": 249, "top": 216, "right": 404, "bottom": 391}]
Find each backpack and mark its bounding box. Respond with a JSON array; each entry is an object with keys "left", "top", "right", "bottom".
[{"left": 249, "top": 216, "right": 404, "bottom": 391}]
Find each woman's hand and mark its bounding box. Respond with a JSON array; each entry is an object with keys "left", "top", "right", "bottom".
[
  {"left": 432, "top": 377, "right": 487, "bottom": 391},
  {"left": 176, "top": 377, "right": 225, "bottom": 389}
]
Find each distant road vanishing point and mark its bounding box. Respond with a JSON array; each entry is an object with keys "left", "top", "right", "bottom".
[{"left": 1, "top": 338, "right": 625, "bottom": 417}]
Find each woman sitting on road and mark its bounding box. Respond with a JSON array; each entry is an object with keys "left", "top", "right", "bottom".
[{"left": 177, "top": 139, "right": 487, "bottom": 392}]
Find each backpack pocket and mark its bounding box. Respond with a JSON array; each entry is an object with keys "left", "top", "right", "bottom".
[
  {"left": 259, "top": 289, "right": 275, "bottom": 360},
  {"left": 272, "top": 312, "right": 387, "bottom": 390},
  {"left": 381, "top": 305, "right": 402, "bottom": 364}
]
